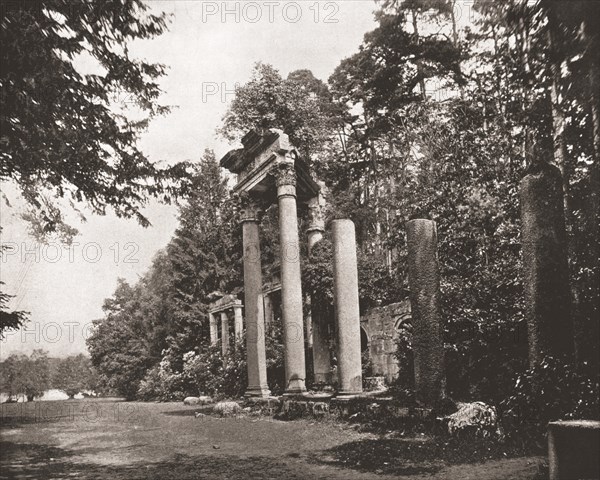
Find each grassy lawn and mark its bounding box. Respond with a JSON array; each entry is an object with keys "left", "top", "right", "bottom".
[{"left": 0, "top": 399, "right": 543, "bottom": 479}]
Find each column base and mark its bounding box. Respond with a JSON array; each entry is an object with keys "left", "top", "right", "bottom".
[
  {"left": 284, "top": 378, "right": 306, "bottom": 395},
  {"left": 244, "top": 386, "right": 272, "bottom": 398}
]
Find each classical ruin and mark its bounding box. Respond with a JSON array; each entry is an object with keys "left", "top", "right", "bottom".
[
  {"left": 220, "top": 129, "right": 356, "bottom": 397},
  {"left": 215, "top": 129, "right": 450, "bottom": 402}
]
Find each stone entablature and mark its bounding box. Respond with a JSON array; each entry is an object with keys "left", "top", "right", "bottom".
[
  {"left": 220, "top": 128, "right": 319, "bottom": 203},
  {"left": 208, "top": 293, "right": 244, "bottom": 355},
  {"left": 208, "top": 294, "right": 242, "bottom": 314}
]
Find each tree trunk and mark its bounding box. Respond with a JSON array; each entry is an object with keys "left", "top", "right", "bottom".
[
  {"left": 546, "top": 2, "right": 582, "bottom": 360},
  {"left": 546, "top": 6, "right": 572, "bottom": 223},
  {"left": 411, "top": 9, "right": 427, "bottom": 100},
  {"left": 583, "top": 13, "right": 600, "bottom": 367},
  {"left": 450, "top": 0, "right": 465, "bottom": 100}
]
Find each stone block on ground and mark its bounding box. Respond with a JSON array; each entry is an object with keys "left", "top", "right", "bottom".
[
  {"left": 183, "top": 396, "right": 213, "bottom": 406},
  {"left": 213, "top": 401, "right": 242, "bottom": 417},
  {"left": 440, "top": 401, "right": 502, "bottom": 438}
]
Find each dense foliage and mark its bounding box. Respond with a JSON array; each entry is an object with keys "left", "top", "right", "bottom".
[
  {"left": 501, "top": 356, "right": 600, "bottom": 442},
  {"left": 1, "top": 0, "right": 189, "bottom": 230},
  {"left": 1, "top": 0, "right": 191, "bottom": 338},
  {"left": 53, "top": 354, "right": 98, "bottom": 398}
]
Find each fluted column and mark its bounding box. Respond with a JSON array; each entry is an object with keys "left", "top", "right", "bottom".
[
  {"left": 332, "top": 219, "right": 363, "bottom": 395},
  {"left": 209, "top": 312, "right": 218, "bottom": 345},
  {"left": 276, "top": 161, "right": 307, "bottom": 394},
  {"left": 220, "top": 311, "right": 230, "bottom": 356},
  {"left": 241, "top": 200, "right": 270, "bottom": 397},
  {"left": 307, "top": 194, "right": 331, "bottom": 386}
]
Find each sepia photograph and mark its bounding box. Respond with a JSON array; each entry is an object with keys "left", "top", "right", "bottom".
[{"left": 1, "top": 0, "right": 599, "bottom": 478}]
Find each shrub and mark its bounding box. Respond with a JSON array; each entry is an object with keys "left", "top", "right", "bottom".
[
  {"left": 500, "top": 356, "right": 600, "bottom": 442},
  {"left": 136, "top": 356, "right": 185, "bottom": 401}
]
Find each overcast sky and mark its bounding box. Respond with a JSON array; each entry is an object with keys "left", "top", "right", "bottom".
[{"left": 0, "top": 1, "right": 378, "bottom": 359}]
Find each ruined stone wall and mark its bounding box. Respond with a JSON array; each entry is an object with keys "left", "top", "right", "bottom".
[{"left": 360, "top": 301, "right": 411, "bottom": 383}]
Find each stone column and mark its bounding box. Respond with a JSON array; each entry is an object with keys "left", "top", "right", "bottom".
[
  {"left": 233, "top": 305, "right": 244, "bottom": 341},
  {"left": 521, "top": 164, "right": 573, "bottom": 367},
  {"left": 220, "top": 311, "right": 229, "bottom": 356},
  {"left": 241, "top": 201, "right": 270, "bottom": 397},
  {"left": 209, "top": 312, "right": 218, "bottom": 346},
  {"left": 307, "top": 194, "right": 331, "bottom": 385},
  {"left": 332, "top": 219, "right": 363, "bottom": 395},
  {"left": 406, "top": 219, "right": 445, "bottom": 407},
  {"left": 263, "top": 293, "right": 274, "bottom": 333},
  {"left": 276, "top": 161, "right": 306, "bottom": 394}
]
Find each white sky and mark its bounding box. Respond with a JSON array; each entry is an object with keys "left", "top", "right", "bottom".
[{"left": 0, "top": 1, "right": 378, "bottom": 359}]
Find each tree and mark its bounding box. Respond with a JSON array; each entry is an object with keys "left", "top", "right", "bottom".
[
  {"left": 1, "top": 0, "right": 190, "bottom": 233},
  {"left": 86, "top": 279, "right": 157, "bottom": 399},
  {"left": 53, "top": 354, "right": 97, "bottom": 398},
  {"left": 0, "top": 350, "right": 51, "bottom": 401},
  {"left": 86, "top": 150, "right": 242, "bottom": 394},
  {"left": 220, "top": 63, "right": 337, "bottom": 160}
]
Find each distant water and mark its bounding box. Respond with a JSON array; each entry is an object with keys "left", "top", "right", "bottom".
[{"left": 0, "top": 389, "right": 88, "bottom": 403}]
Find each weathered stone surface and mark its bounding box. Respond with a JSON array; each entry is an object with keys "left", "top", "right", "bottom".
[
  {"left": 406, "top": 219, "right": 445, "bottom": 407},
  {"left": 548, "top": 420, "right": 600, "bottom": 480},
  {"left": 277, "top": 162, "right": 306, "bottom": 394},
  {"left": 332, "top": 220, "right": 363, "bottom": 396},
  {"left": 441, "top": 402, "right": 502, "bottom": 438},
  {"left": 520, "top": 164, "right": 573, "bottom": 366},
  {"left": 241, "top": 203, "right": 270, "bottom": 398},
  {"left": 213, "top": 401, "right": 242, "bottom": 417},
  {"left": 307, "top": 194, "right": 331, "bottom": 387}
]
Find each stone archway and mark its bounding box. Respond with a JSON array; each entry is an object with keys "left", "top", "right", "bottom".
[{"left": 360, "top": 326, "right": 369, "bottom": 353}]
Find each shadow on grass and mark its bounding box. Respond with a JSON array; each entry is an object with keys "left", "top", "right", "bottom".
[
  {"left": 308, "top": 435, "right": 535, "bottom": 477},
  {"left": 0, "top": 441, "right": 318, "bottom": 480},
  {"left": 161, "top": 406, "right": 213, "bottom": 417}
]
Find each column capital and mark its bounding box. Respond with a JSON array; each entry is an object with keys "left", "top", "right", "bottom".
[
  {"left": 238, "top": 194, "right": 262, "bottom": 223},
  {"left": 307, "top": 195, "right": 325, "bottom": 234},
  {"left": 275, "top": 161, "right": 297, "bottom": 189}
]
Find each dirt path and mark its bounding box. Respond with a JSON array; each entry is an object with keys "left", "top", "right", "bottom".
[{"left": 0, "top": 399, "right": 543, "bottom": 479}]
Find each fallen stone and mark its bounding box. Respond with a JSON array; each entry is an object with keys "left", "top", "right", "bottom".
[
  {"left": 213, "top": 401, "right": 242, "bottom": 417},
  {"left": 440, "top": 401, "right": 502, "bottom": 438}
]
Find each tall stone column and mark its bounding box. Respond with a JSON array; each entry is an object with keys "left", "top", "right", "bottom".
[
  {"left": 276, "top": 161, "right": 307, "bottom": 394},
  {"left": 233, "top": 305, "right": 244, "bottom": 341},
  {"left": 406, "top": 219, "right": 445, "bottom": 407},
  {"left": 241, "top": 201, "right": 270, "bottom": 397},
  {"left": 220, "top": 311, "right": 230, "bottom": 356},
  {"left": 332, "top": 219, "right": 363, "bottom": 395},
  {"left": 521, "top": 164, "right": 573, "bottom": 367},
  {"left": 209, "top": 313, "right": 218, "bottom": 345},
  {"left": 307, "top": 194, "right": 331, "bottom": 385}
]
